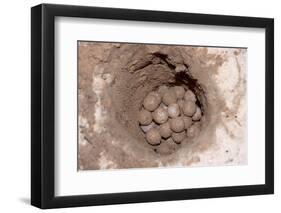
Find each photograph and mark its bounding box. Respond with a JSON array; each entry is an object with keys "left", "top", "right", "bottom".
[
  {"left": 30, "top": 3, "right": 274, "bottom": 209},
  {"left": 78, "top": 42, "right": 247, "bottom": 170},
  {"left": 0, "top": 0, "right": 278, "bottom": 212}
]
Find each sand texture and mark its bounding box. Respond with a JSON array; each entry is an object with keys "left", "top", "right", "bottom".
[{"left": 78, "top": 42, "right": 247, "bottom": 170}]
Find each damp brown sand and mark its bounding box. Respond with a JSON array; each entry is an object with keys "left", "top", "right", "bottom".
[{"left": 78, "top": 42, "right": 247, "bottom": 170}]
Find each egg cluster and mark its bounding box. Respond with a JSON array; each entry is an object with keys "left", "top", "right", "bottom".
[{"left": 138, "top": 85, "right": 202, "bottom": 151}]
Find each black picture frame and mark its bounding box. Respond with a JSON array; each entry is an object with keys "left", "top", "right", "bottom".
[{"left": 31, "top": 3, "right": 274, "bottom": 209}]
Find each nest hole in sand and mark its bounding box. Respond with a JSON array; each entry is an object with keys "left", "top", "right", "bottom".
[{"left": 111, "top": 53, "right": 208, "bottom": 157}]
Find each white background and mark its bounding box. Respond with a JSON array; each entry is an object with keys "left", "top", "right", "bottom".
[
  {"left": 0, "top": 0, "right": 279, "bottom": 212},
  {"left": 56, "top": 18, "right": 265, "bottom": 196}
]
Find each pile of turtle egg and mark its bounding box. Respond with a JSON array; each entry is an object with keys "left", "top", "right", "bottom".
[{"left": 138, "top": 85, "right": 202, "bottom": 154}]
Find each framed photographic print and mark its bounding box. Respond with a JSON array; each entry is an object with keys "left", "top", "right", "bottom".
[{"left": 31, "top": 3, "right": 274, "bottom": 209}]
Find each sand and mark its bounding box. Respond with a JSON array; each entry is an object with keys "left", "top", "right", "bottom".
[{"left": 78, "top": 42, "right": 247, "bottom": 170}]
